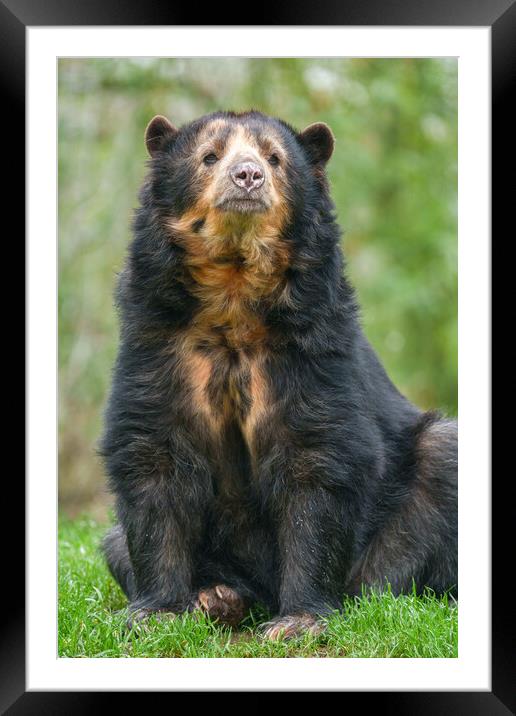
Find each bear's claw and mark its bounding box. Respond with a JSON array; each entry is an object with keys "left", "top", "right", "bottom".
[{"left": 260, "top": 614, "right": 325, "bottom": 641}]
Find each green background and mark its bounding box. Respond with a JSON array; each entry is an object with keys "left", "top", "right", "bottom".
[{"left": 58, "top": 58, "right": 457, "bottom": 519}]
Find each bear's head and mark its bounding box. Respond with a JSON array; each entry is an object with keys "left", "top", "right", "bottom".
[
  {"left": 128, "top": 111, "right": 343, "bottom": 345},
  {"left": 143, "top": 111, "right": 334, "bottom": 257}
]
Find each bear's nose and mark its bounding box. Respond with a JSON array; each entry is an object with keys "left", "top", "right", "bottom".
[{"left": 229, "top": 161, "right": 264, "bottom": 192}]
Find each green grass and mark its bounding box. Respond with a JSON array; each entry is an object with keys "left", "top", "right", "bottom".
[{"left": 59, "top": 517, "right": 458, "bottom": 658}]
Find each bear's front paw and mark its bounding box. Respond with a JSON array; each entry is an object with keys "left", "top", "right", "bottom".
[
  {"left": 194, "top": 584, "right": 248, "bottom": 627},
  {"left": 126, "top": 606, "right": 178, "bottom": 629},
  {"left": 260, "top": 614, "right": 325, "bottom": 641},
  {"left": 126, "top": 598, "right": 198, "bottom": 630}
]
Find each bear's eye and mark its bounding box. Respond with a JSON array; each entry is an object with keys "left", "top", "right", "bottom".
[
  {"left": 203, "top": 153, "right": 219, "bottom": 165},
  {"left": 268, "top": 154, "right": 280, "bottom": 167}
]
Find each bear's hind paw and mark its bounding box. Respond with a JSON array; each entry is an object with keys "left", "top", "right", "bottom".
[{"left": 195, "top": 584, "right": 248, "bottom": 628}]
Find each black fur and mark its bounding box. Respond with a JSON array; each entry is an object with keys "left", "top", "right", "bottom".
[{"left": 100, "top": 111, "right": 457, "bottom": 630}]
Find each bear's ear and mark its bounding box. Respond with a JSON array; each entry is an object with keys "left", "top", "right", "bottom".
[
  {"left": 144, "top": 115, "right": 179, "bottom": 157},
  {"left": 298, "top": 122, "right": 335, "bottom": 165}
]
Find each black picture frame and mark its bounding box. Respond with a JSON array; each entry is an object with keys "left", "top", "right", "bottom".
[{"left": 5, "top": 0, "right": 509, "bottom": 711}]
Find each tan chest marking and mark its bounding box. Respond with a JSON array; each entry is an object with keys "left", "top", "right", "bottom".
[
  {"left": 180, "top": 343, "right": 271, "bottom": 452},
  {"left": 240, "top": 354, "right": 269, "bottom": 458},
  {"left": 183, "top": 350, "right": 222, "bottom": 433},
  {"left": 172, "top": 224, "right": 289, "bottom": 348}
]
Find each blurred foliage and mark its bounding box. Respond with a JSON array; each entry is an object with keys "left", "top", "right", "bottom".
[{"left": 58, "top": 58, "right": 457, "bottom": 518}]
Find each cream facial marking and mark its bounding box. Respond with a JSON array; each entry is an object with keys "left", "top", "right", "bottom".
[
  {"left": 167, "top": 120, "right": 291, "bottom": 251},
  {"left": 192, "top": 123, "right": 287, "bottom": 214}
]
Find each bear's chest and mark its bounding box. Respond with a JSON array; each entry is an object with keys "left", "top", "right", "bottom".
[
  {"left": 176, "top": 249, "right": 282, "bottom": 452},
  {"left": 181, "top": 344, "right": 269, "bottom": 453}
]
